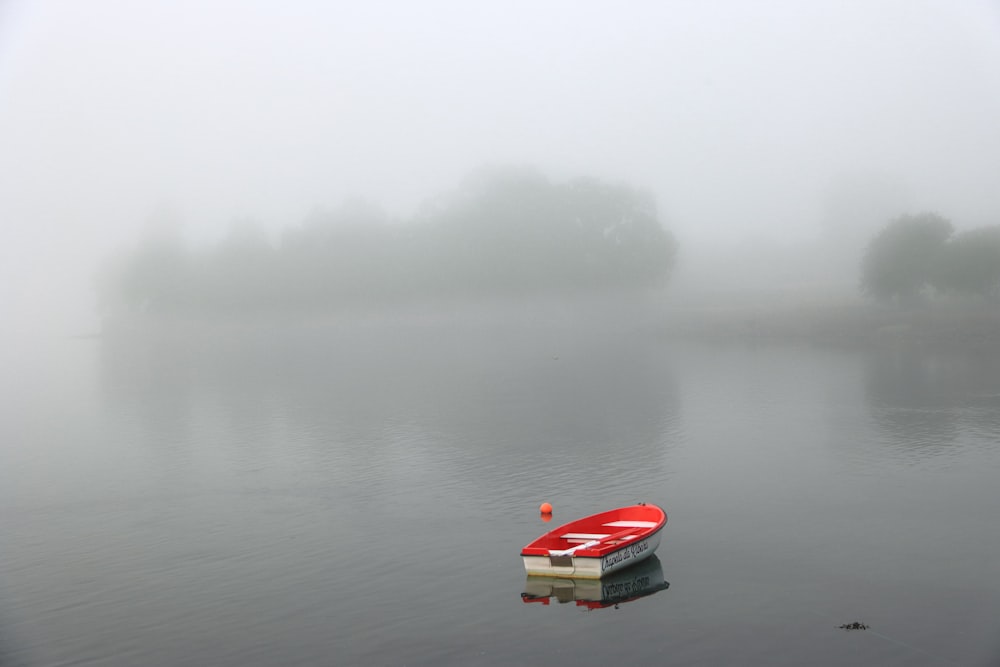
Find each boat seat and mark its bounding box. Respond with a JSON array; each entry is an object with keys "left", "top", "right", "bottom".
[
  {"left": 548, "top": 530, "right": 639, "bottom": 556},
  {"left": 560, "top": 533, "right": 611, "bottom": 541},
  {"left": 603, "top": 520, "right": 658, "bottom": 528}
]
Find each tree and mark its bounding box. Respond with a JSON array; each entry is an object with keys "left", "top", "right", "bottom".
[
  {"left": 203, "top": 218, "right": 277, "bottom": 311},
  {"left": 860, "top": 213, "right": 953, "bottom": 302},
  {"left": 935, "top": 225, "right": 1000, "bottom": 299},
  {"left": 418, "top": 166, "right": 677, "bottom": 294},
  {"left": 115, "top": 208, "right": 191, "bottom": 313},
  {"left": 562, "top": 176, "right": 677, "bottom": 287},
  {"left": 104, "top": 167, "right": 680, "bottom": 318}
]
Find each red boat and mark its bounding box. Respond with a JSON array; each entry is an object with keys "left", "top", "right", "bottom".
[{"left": 521, "top": 504, "right": 666, "bottom": 579}]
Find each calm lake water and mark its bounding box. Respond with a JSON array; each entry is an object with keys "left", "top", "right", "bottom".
[{"left": 2, "top": 312, "right": 999, "bottom": 666}]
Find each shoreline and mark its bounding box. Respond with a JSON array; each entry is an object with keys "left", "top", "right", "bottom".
[
  {"left": 657, "top": 300, "right": 1000, "bottom": 349},
  {"left": 96, "top": 295, "right": 1000, "bottom": 350}
]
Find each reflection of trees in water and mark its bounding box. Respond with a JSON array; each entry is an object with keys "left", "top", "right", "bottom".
[
  {"left": 98, "top": 308, "right": 681, "bottom": 504},
  {"left": 864, "top": 346, "right": 1000, "bottom": 461}
]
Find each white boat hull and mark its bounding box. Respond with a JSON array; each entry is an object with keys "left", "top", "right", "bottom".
[
  {"left": 522, "top": 527, "right": 662, "bottom": 579},
  {"left": 522, "top": 554, "right": 668, "bottom": 608}
]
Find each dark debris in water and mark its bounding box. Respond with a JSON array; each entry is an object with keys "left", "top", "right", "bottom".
[{"left": 838, "top": 622, "right": 869, "bottom": 630}]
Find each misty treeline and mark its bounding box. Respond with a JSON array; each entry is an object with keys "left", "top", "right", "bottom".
[
  {"left": 98, "top": 167, "right": 677, "bottom": 317},
  {"left": 861, "top": 213, "right": 1000, "bottom": 303}
]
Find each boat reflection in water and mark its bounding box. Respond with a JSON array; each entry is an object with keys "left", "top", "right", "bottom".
[{"left": 521, "top": 555, "right": 669, "bottom": 610}]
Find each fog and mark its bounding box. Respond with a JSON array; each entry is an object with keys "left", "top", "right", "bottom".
[
  {"left": 2, "top": 0, "right": 1000, "bottom": 335},
  {"left": 5, "top": 6, "right": 1000, "bottom": 664}
]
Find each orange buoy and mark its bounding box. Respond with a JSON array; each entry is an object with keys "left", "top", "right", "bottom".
[{"left": 539, "top": 502, "right": 553, "bottom": 514}]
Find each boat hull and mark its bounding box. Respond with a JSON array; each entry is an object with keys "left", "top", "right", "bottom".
[{"left": 522, "top": 526, "right": 662, "bottom": 579}]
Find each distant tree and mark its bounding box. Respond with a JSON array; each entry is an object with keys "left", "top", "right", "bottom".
[
  {"left": 562, "top": 176, "right": 677, "bottom": 287},
  {"left": 860, "top": 213, "right": 953, "bottom": 303},
  {"left": 103, "top": 168, "right": 679, "bottom": 319},
  {"left": 935, "top": 225, "right": 1000, "bottom": 299},
  {"left": 281, "top": 199, "right": 395, "bottom": 304},
  {"left": 202, "top": 218, "right": 276, "bottom": 311},
  {"left": 115, "top": 209, "right": 191, "bottom": 313},
  {"left": 420, "top": 166, "right": 677, "bottom": 294},
  {"left": 820, "top": 174, "right": 912, "bottom": 261}
]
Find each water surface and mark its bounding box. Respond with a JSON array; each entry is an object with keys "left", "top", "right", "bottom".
[{"left": 1, "top": 320, "right": 998, "bottom": 666}]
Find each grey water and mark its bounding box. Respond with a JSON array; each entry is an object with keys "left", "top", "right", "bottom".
[{"left": 1, "top": 316, "right": 999, "bottom": 666}]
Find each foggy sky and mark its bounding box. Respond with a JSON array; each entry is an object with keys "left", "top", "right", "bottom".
[{"left": 2, "top": 0, "right": 999, "bottom": 333}]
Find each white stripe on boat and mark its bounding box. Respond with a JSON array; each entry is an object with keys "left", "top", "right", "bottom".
[
  {"left": 548, "top": 540, "right": 601, "bottom": 557},
  {"left": 549, "top": 535, "right": 638, "bottom": 556}
]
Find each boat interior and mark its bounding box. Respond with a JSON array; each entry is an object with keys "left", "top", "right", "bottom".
[{"left": 523, "top": 505, "right": 664, "bottom": 555}]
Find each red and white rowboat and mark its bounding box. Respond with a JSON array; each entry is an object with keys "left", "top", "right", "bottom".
[{"left": 521, "top": 504, "right": 667, "bottom": 579}]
